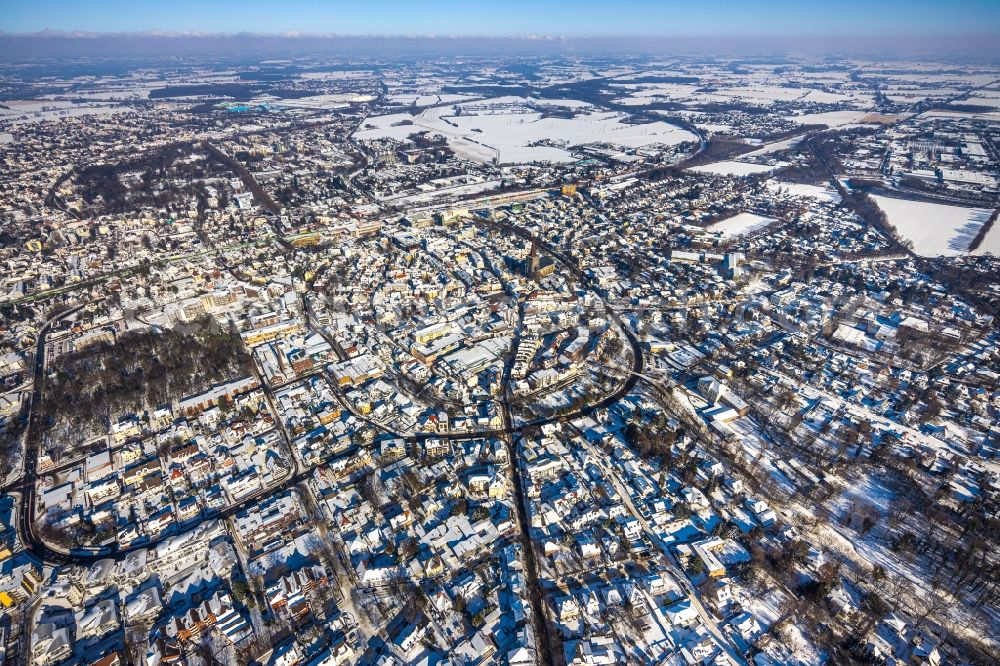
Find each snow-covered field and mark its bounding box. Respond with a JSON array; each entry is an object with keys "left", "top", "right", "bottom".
[
  {"left": 0, "top": 100, "right": 130, "bottom": 125},
  {"left": 768, "top": 181, "right": 841, "bottom": 203},
  {"left": 697, "top": 85, "right": 872, "bottom": 107},
  {"left": 783, "top": 110, "right": 870, "bottom": 127},
  {"left": 695, "top": 122, "right": 733, "bottom": 133},
  {"left": 741, "top": 135, "right": 806, "bottom": 158},
  {"left": 884, "top": 87, "right": 963, "bottom": 103},
  {"left": 39, "top": 89, "right": 153, "bottom": 101},
  {"left": 609, "top": 83, "right": 702, "bottom": 106},
  {"left": 921, "top": 109, "right": 1000, "bottom": 122},
  {"left": 871, "top": 194, "right": 993, "bottom": 256},
  {"left": 299, "top": 70, "right": 373, "bottom": 81},
  {"left": 354, "top": 95, "right": 697, "bottom": 164},
  {"left": 708, "top": 212, "right": 777, "bottom": 237},
  {"left": 964, "top": 90, "right": 1000, "bottom": 109},
  {"left": 688, "top": 160, "right": 784, "bottom": 176},
  {"left": 376, "top": 179, "right": 501, "bottom": 205},
  {"left": 388, "top": 93, "right": 479, "bottom": 106},
  {"left": 270, "top": 93, "right": 374, "bottom": 110},
  {"left": 971, "top": 217, "right": 1000, "bottom": 256}
]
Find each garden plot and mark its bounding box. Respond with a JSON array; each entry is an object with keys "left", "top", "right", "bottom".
[
  {"left": 870, "top": 195, "right": 993, "bottom": 257},
  {"left": 354, "top": 95, "right": 697, "bottom": 164}
]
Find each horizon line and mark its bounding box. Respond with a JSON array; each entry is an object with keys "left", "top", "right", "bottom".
[
  {"left": 4, "top": 29, "right": 1000, "bottom": 40},
  {"left": 3, "top": 30, "right": 999, "bottom": 59}
]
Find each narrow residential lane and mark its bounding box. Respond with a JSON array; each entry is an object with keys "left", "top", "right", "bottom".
[{"left": 578, "top": 434, "right": 748, "bottom": 666}]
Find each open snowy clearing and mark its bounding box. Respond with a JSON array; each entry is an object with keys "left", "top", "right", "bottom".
[
  {"left": 870, "top": 194, "right": 993, "bottom": 257},
  {"left": 354, "top": 95, "right": 697, "bottom": 164},
  {"left": 707, "top": 212, "right": 777, "bottom": 237},
  {"left": 688, "top": 160, "right": 784, "bottom": 176}
]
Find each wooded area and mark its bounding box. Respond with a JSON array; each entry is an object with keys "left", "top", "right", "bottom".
[{"left": 42, "top": 317, "right": 253, "bottom": 452}]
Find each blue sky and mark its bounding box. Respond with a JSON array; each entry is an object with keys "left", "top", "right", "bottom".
[{"left": 4, "top": 0, "right": 999, "bottom": 36}]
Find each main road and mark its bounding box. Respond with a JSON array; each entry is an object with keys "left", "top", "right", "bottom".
[{"left": 11, "top": 303, "right": 88, "bottom": 565}]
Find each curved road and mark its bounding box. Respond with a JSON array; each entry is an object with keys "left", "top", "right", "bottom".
[{"left": 5, "top": 196, "right": 748, "bottom": 666}]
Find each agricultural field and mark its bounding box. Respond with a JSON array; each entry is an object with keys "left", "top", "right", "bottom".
[{"left": 355, "top": 95, "right": 698, "bottom": 163}]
